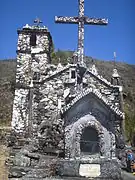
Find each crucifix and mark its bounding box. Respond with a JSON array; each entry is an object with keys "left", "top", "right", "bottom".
[{"left": 55, "top": 0, "right": 108, "bottom": 66}]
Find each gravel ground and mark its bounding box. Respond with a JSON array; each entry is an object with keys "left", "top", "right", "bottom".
[{"left": 0, "top": 144, "right": 9, "bottom": 180}]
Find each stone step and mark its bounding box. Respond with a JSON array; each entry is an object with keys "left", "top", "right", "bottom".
[
  {"left": 21, "top": 176, "right": 115, "bottom": 180},
  {"left": 10, "top": 178, "right": 90, "bottom": 180},
  {"left": 10, "top": 172, "right": 135, "bottom": 180},
  {"left": 8, "top": 166, "right": 31, "bottom": 179}
]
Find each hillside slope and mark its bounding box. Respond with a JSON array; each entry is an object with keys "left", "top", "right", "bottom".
[{"left": 0, "top": 60, "right": 16, "bottom": 125}]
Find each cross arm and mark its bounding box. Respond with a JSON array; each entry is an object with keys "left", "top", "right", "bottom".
[
  {"left": 55, "top": 16, "right": 79, "bottom": 24},
  {"left": 84, "top": 17, "right": 108, "bottom": 25}
]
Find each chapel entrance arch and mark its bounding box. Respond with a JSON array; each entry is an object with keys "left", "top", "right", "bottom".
[{"left": 80, "top": 126, "right": 100, "bottom": 155}]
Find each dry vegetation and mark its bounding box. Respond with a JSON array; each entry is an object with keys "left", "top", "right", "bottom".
[{"left": 0, "top": 144, "right": 9, "bottom": 180}]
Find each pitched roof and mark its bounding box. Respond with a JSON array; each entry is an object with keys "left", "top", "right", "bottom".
[
  {"left": 62, "top": 88, "right": 124, "bottom": 119},
  {"left": 39, "top": 63, "right": 124, "bottom": 119}
]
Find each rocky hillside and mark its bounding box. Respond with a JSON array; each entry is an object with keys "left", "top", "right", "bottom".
[
  {"left": 0, "top": 51, "right": 135, "bottom": 143},
  {"left": 0, "top": 60, "right": 16, "bottom": 126}
]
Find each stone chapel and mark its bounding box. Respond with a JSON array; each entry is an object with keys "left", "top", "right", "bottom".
[{"left": 8, "top": 21, "right": 126, "bottom": 179}]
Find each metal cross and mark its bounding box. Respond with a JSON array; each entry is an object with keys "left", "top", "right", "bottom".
[{"left": 55, "top": 0, "right": 108, "bottom": 66}]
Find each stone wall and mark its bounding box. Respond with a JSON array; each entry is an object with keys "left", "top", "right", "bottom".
[
  {"left": 17, "top": 27, "right": 52, "bottom": 53},
  {"left": 85, "top": 70, "right": 122, "bottom": 111},
  {"left": 12, "top": 60, "right": 124, "bottom": 153},
  {"left": 12, "top": 25, "right": 53, "bottom": 135},
  {"left": 57, "top": 158, "right": 122, "bottom": 179},
  {"left": 16, "top": 27, "right": 52, "bottom": 86},
  {"left": 33, "top": 67, "right": 71, "bottom": 153},
  {"left": 11, "top": 89, "right": 29, "bottom": 133},
  {"left": 9, "top": 24, "right": 125, "bottom": 179}
]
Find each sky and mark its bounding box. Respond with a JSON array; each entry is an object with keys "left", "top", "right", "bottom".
[{"left": 0, "top": 0, "right": 135, "bottom": 64}]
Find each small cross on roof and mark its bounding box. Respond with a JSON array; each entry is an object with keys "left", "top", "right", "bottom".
[{"left": 34, "top": 18, "right": 43, "bottom": 26}]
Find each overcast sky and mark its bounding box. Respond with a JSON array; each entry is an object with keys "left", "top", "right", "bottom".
[{"left": 0, "top": 0, "right": 135, "bottom": 64}]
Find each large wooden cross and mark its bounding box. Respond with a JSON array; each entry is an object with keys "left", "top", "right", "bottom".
[{"left": 55, "top": 0, "right": 108, "bottom": 66}]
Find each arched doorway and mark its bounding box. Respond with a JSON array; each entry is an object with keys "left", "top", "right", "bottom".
[{"left": 80, "top": 126, "right": 100, "bottom": 155}]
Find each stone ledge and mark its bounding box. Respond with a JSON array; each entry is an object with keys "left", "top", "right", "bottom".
[
  {"left": 10, "top": 177, "right": 120, "bottom": 180},
  {"left": 56, "top": 158, "right": 122, "bottom": 179}
]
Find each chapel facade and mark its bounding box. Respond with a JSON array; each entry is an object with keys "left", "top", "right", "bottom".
[{"left": 10, "top": 23, "right": 125, "bottom": 179}]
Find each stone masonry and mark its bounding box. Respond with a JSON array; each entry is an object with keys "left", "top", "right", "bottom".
[
  {"left": 12, "top": 24, "right": 52, "bottom": 134},
  {"left": 9, "top": 22, "right": 125, "bottom": 179}
]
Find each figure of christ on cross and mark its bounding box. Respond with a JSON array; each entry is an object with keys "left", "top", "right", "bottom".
[{"left": 55, "top": 0, "right": 108, "bottom": 66}]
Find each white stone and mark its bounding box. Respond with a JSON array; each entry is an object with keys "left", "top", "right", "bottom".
[
  {"left": 91, "top": 64, "right": 98, "bottom": 75},
  {"left": 40, "top": 98, "right": 49, "bottom": 102},
  {"left": 64, "top": 88, "right": 70, "bottom": 98},
  {"left": 83, "top": 77, "right": 87, "bottom": 83},
  {"left": 112, "top": 68, "right": 120, "bottom": 78},
  {"left": 29, "top": 80, "right": 33, "bottom": 88},
  {"left": 23, "top": 24, "right": 31, "bottom": 29},
  {"left": 79, "top": 164, "right": 101, "bottom": 177},
  {"left": 58, "top": 99, "right": 62, "bottom": 110},
  {"left": 31, "top": 47, "right": 44, "bottom": 54},
  {"left": 57, "top": 80, "right": 62, "bottom": 84},
  {"left": 57, "top": 63, "right": 63, "bottom": 69},
  {"left": 119, "top": 86, "right": 123, "bottom": 92}
]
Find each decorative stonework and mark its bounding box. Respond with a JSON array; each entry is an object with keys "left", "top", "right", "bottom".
[
  {"left": 10, "top": 17, "right": 124, "bottom": 179},
  {"left": 62, "top": 87, "right": 124, "bottom": 118},
  {"left": 38, "top": 63, "right": 124, "bottom": 119},
  {"left": 12, "top": 89, "right": 29, "bottom": 133},
  {"left": 65, "top": 114, "right": 115, "bottom": 159}
]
